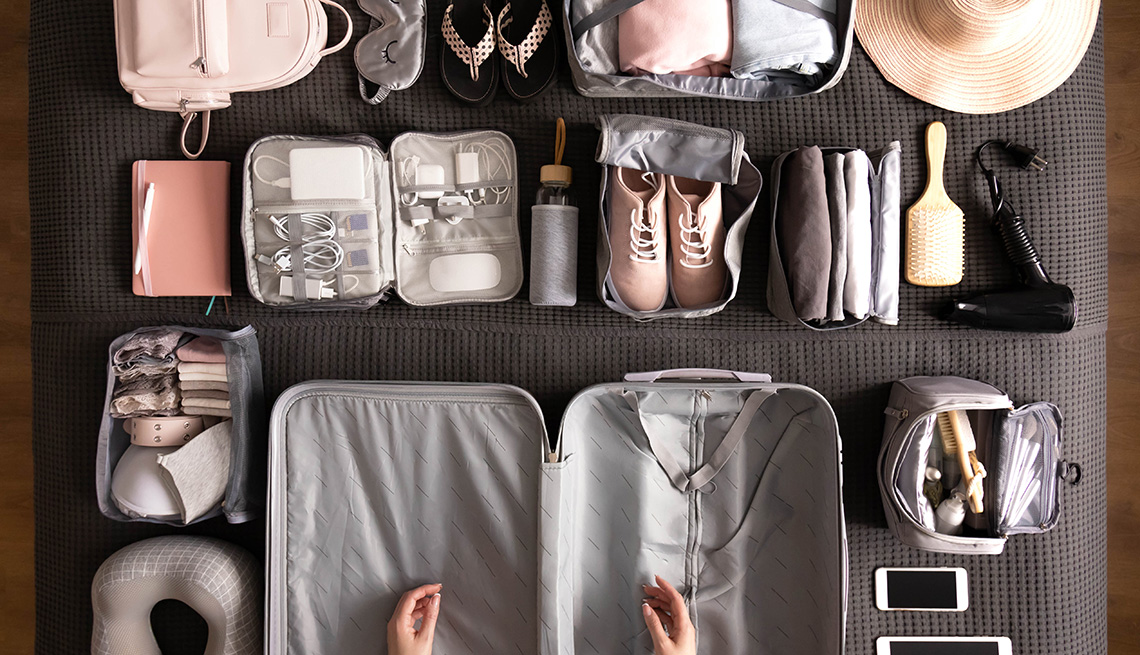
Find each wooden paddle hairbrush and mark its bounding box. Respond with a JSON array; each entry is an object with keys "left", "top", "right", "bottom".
[{"left": 905, "top": 121, "right": 964, "bottom": 287}]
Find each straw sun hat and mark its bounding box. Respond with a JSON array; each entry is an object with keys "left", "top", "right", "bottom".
[{"left": 855, "top": 0, "right": 1100, "bottom": 114}]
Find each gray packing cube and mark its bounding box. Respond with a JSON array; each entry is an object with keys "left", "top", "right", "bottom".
[
  {"left": 594, "top": 114, "right": 762, "bottom": 320},
  {"left": 266, "top": 370, "right": 847, "bottom": 655},
  {"left": 562, "top": 0, "right": 855, "bottom": 100},
  {"left": 767, "top": 143, "right": 901, "bottom": 329},
  {"left": 96, "top": 325, "right": 267, "bottom": 525},
  {"left": 878, "top": 376, "right": 1082, "bottom": 555},
  {"left": 241, "top": 133, "right": 522, "bottom": 309}
]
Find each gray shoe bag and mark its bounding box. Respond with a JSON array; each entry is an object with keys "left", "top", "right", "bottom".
[
  {"left": 594, "top": 114, "right": 762, "bottom": 320},
  {"left": 562, "top": 0, "right": 854, "bottom": 100},
  {"left": 766, "top": 143, "right": 901, "bottom": 329},
  {"left": 96, "top": 325, "right": 266, "bottom": 525},
  {"left": 266, "top": 370, "right": 846, "bottom": 654},
  {"left": 241, "top": 133, "right": 522, "bottom": 309},
  {"left": 878, "top": 376, "right": 1082, "bottom": 555}
]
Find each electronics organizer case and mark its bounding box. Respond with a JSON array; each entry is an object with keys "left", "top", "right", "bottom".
[
  {"left": 95, "top": 325, "right": 267, "bottom": 525},
  {"left": 266, "top": 371, "right": 846, "bottom": 654},
  {"left": 241, "top": 133, "right": 523, "bottom": 308},
  {"left": 766, "top": 143, "right": 901, "bottom": 329},
  {"left": 563, "top": 0, "right": 854, "bottom": 100}
]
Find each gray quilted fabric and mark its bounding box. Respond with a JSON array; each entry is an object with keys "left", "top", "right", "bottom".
[{"left": 29, "top": 0, "right": 1106, "bottom": 653}]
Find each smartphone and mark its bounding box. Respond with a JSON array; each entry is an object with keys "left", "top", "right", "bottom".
[
  {"left": 876, "top": 636, "right": 1012, "bottom": 655},
  {"left": 875, "top": 567, "right": 968, "bottom": 611}
]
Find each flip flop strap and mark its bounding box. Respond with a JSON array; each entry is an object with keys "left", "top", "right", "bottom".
[
  {"left": 443, "top": 3, "right": 496, "bottom": 82},
  {"left": 496, "top": 0, "right": 552, "bottom": 79}
]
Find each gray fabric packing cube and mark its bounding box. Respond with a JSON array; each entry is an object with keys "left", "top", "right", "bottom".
[{"left": 96, "top": 325, "right": 267, "bottom": 525}]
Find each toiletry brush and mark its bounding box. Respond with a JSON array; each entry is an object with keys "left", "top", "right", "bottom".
[
  {"left": 906, "top": 121, "right": 964, "bottom": 286},
  {"left": 938, "top": 410, "right": 986, "bottom": 514}
]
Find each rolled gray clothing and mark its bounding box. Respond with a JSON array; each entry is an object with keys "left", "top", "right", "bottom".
[
  {"left": 529, "top": 205, "right": 579, "bottom": 307},
  {"left": 731, "top": 0, "right": 839, "bottom": 79},
  {"left": 825, "top": 152, "right": 848, "bottom": 322},
  {"left": 777, "top": 145, "right": 831, "bottom": 321}
]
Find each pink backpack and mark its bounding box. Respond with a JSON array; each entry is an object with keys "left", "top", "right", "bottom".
[{"left": 115, "top": 0, "right": 352, "bottom": 158}]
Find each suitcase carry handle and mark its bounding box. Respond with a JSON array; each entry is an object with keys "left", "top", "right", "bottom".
[{"left": 624, "top": 369, "right": 772, "bottom": 383}]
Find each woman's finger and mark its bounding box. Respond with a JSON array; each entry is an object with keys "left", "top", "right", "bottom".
[
  {"left": 642, "top": 603, "right": 669, "bottom": 650},
  {"left": 392, "top": 583, "right": 443, "bottom": 623},
  {"left": 418, "top": 593, "right": 442, "bottom": 641},
  {"left": 655, "top": 607, "right": 675, "bottom": 634},
  {"left": 655, "top": 575, "right": 689, "bottom": 626}
]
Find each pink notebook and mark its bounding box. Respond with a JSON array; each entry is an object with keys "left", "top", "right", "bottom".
[{"left": 132, "top": 160, "right": 232, "bottom": 297}]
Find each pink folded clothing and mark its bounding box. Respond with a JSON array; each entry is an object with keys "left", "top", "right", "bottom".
[
  {"left": 176, "top": 337, "right": 227, "bottom": 363},
  {"left": 618, "top": 0, "right": 733, "bottom": 77}
]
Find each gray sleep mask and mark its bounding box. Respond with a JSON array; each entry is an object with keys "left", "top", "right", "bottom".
[{"left": 355, "top": 0, "right": 426, "bottom": 104}]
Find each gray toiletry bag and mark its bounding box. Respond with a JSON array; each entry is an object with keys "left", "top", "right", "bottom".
[
  {"left": 594, "top": 114, "right": 762, "bottom": 320},
  {"left": 767, "top": 143, "right": 901, "bottom": 329},
  {"left": 878, "top": 376, "right": 1081, "bottom": 555},
  {"left": 562, "top": 0, "right": 855, "bottom": 101},
  {"left": 266, "top": 369, "right": 846, "bottom": 654},
  {"left": 241, "top": 132, "right": 522, "bottom": 309},
  {"left": 96, "top": 325, "right": 266, "bottom": 525}
]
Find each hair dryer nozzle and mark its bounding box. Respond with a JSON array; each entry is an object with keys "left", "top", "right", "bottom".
[{"left": 946, "top": 283, "right": 1076, "bottom": 333}]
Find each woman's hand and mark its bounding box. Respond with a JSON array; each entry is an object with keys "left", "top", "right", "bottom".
[
  {"left": 641, "top": 575, "right": 696, "bottom": 655},
  {"left": 387, "top": 583, "right": 442, "bottom": 655}
]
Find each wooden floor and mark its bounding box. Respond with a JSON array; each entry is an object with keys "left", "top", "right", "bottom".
[{"left": 1, "top": 2, "right": 1136, "bottom": 653}]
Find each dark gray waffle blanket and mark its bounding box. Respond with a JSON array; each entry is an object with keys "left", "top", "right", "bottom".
[{"left": 29, "top": 2, "right": 1107, "bottom": 653}]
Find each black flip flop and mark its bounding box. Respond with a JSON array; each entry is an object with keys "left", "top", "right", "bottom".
[
  {"left": 441, "top": 1, "right": 499, "bottom": 106},
  {"left": 495, "top": 0, "right": 558, "bottom": 101}
]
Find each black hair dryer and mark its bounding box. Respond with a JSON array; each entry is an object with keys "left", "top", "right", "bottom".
[{"left": 946, "top": 144, "right": 1076, "bottom": 333}]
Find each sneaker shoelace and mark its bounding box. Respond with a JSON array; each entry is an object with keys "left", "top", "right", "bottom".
[
  {"left": 678, "top": 211, "right": 714, "bottom": 269},
  {"left": 628, "top": 208, "right": 661, "bottom": 263}
]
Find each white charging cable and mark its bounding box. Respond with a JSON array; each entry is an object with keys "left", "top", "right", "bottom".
[{"left": 460, "top": 140, "right": 512, "bottom": 205}]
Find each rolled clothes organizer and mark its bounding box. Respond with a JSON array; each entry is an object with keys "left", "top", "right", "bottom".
[
  {"left": 618, "top": 0, "right": 733, "bottom": 76},
  {"left": 731, "top": 0, "right": 839, "bottom": 79},
  {"left": 824, "top": 152, "right": 848, "bottom": 322},
  {"left": 530, "top": 205, "right": 579, "bottom": 306},
  {"left": 843, "top": 151, "right": 872, "bottom": 319},
  {"left": 777, "top": 146, "right": 831, "bottom": 321}
]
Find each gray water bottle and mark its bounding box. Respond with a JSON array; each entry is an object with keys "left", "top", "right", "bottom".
[{"left": 530, "top": 119, "right": 578, "bottom": 306}]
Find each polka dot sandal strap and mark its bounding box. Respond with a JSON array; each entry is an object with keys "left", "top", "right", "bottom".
[
  {"left": 443, "top": 3, "right": 496, "bottom": 82},
  {"left": 496, "top": 0, "right": 552, "bottom": 79}
]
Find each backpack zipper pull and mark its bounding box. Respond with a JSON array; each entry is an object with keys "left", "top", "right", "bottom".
[{"left": 884, "top": 407, "right": 908, "bottom": 420}]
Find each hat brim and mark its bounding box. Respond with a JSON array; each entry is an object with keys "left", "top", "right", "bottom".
[{"left": 855, "top": 0, "right": 1100, "bottom": 114}]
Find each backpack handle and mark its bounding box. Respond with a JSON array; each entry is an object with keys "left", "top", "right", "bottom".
[
  {"left": 179, "top": 110, "right": 211, "bottom": 160},
  {"left": 318, "top": 0, "right": 354, "bottom": 57}
]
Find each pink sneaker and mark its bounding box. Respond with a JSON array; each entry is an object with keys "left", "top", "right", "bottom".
[
  {"left": 667, "top": 175, "right": 727, "bottom": 308},
  {"left": 607, "top": 167, "right": 668, "bottom": 312}
]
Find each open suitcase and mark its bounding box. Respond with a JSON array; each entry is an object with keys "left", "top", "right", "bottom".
[{"left": 266, "top": 370, "right": 847, "bottom": 654}]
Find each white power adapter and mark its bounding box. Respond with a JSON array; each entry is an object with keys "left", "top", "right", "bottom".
[
  {"left": 416, "top": 164, "right": 445, "bottom": 200},
  {"left": 455, "top": 151, "right": 481, "bottom": 186},
  {"left": 279, "top": 276, "right": 336, "bottom": 300}
]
